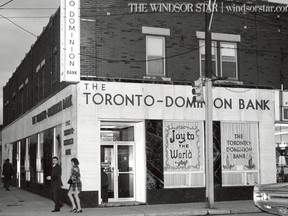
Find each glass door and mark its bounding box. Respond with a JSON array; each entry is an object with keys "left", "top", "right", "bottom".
[
  {"left": 100, "top": 122, "right": 135, "bottom": 202},
  {"left": 101, "top": 145, "right": 115, "bottom": 200},
  {"left": 117, "top": 145, "right": 134, "bottom": 199},
  {"left": 101, "top": 144, "right": 134, "bottom": 202}
]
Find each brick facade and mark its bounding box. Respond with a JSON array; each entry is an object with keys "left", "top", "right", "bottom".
[
  {"left": 79, "top": 0, "right": 288, "bottom": 85},
  {"left": 3, "top": 11, "right": 63, "bottom": 125}
]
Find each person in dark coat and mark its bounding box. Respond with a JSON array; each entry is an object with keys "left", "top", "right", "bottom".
[
  {"left": 2, "top": 159, "right": 14, "bottom": 191},
  {"left": 101, "top": 167, "right": 109, "bottom": 203},
  {"left": 46, "top": 157, "right": 63, "bottom": 212}
]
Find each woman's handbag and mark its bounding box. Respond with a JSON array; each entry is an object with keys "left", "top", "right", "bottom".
[{"left": 67, "top": 178, "right": 73, "bottom": 184}]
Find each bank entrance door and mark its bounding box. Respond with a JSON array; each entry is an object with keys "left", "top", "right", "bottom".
[{"left": 100, "top": 122, "right": 135, "bottom": 202}]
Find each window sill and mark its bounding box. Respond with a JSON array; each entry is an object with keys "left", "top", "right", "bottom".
[
  {"left": 143, "top": 76, "right": 171, "bottom": 81},
  {"left": 215, "top": 79, "right": 243, "bottom": 85}
]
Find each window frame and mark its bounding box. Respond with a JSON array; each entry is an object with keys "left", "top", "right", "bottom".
[
  {"left": 163, "top": 121, "right": 205, "bottom": 188},
  {"left": 51, "top": 51, "right": 58, "bottom": 84},
  {"left": 197, "top": 31, "right": 240, "bottom": 80},
  {"left": 199, "top": 40, "right": 218, "bottom": 77},
  {"left": 35, "top": 59, "right": 46, "bottom": 101},
  {"left": 220, "top": 42, "right": 238, "bottom": 80},
  {"left": 19, "top": 88, "right": 24, "bottom": 115},
  {"left": 25, "top": 137, "right": 31, "bottom": 181},
  {"left": 36, "top": 132, "right": 44, "bottom": 184},
  {"left": 221, "top": 122, "right": 260, "bottom": 187},
  {"left": 38, "top": 69, "right": 44, "bottom": 100},
  {"left": 146, "top": 35, "right": 166, "bottom": 77}
]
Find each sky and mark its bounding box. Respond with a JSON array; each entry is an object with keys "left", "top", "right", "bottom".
[
  {"left": 0, "top": 0, "right": 59, "bottom": 124},
  {"left": 0, "top": 0, "right": 287, "bottom": 125}
]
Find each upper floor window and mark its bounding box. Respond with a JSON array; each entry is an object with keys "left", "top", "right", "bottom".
[
  {"left": 36, "top": 59, "right": 46, "bottom": 100},
  {"left": 12, "top": 92, "right": 16, "bottom": 120},
  {"left": 220, "top": 42, "right": 237, "bottom": 79},
  {"left": 200, "top": 40, "right": 238, "bottom": 79},
  {"left": 38, "top": 69, "right": 44, "bottom": 100},
  {"left": 19, "top": 87, "right": 24, "bottom": 115},
  {"left": 142, "top": 26, "right": 170, "bottom": 77},
  {"left": 146, "top": 36, "right": 165, "bottom": 76},
  {"left": 52, "top": 48, "right": 58, "bottom": 83},
  {"left": 197, "top": 31, "right": 240, "bottom": 80},
  {"left": 200, "top": 40, "right": 217, "bottom": 77}
]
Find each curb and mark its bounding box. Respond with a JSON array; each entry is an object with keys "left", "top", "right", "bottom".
[
  {"left": 207, "top": 209, "right": 231, "bottom": 215},
  {"left": 143, "top": 209, "right": 260, "bottom": 216},
  {"left": 145, "top": 210, "right": 208, "bottom": 216},
  {"left": 230, "top": 208, "right": 262, "bottom": 214}
]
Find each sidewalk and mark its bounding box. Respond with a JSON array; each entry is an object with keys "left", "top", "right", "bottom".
[{"left": 0, "top": 183, "right": 263, "bottom": 216}]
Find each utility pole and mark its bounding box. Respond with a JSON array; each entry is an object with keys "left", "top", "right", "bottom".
[{"left": 205, "top": 1, "right": 214, "bottom": 209}]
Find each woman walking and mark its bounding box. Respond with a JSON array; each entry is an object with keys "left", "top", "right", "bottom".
[{"left": 68, "top": 158, "right": 82, "bottom": 213}]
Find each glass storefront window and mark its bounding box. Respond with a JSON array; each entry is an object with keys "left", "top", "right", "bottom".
[
  {"left": 29, "top": 134, "right": 37, "bottom": 183},
  {"left": 43, "top": 128, "right": 53, "bottom": 185},
  {"left": 20, "top": 139, "right": 26, "bottom": 187},
  {"left": 275, "top": 123, "right": 288, "bottom": 183},
  {"left": 36, "top": 133, "right": 44, "bottom": 184},
  {"left": 163, "top": 121, "right": 205, "bottom": 188},
  {"left": 12, "top": 142, "right": 18, "bottom": 186},
  {"left": 5, "top": 126, "right": 60, "bottom": 186},
  {"left": 25, "top": 138, "right": 30, "bottom": 181},
  {"left": 221, "top": 122, "right": 259, "bottom": 186}
]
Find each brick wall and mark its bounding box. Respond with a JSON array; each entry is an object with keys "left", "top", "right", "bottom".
[
  {"left": 3, "top": 10, "right": 61, "bottom": 125},
  {"left": 79, "top": 0, "right": 288, "bottom": 85}
]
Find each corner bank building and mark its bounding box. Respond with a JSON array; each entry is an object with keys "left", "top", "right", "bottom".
[{"left": 2, "top": 0, "right": 288, "bottom": 207}]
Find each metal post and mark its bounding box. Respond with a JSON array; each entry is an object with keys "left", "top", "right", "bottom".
[
  {"left": 205, "top": 78, "right": 214, "bottom": 208},
  {"left": 205, "top": 3, "right": 214, "bottom": 209}
]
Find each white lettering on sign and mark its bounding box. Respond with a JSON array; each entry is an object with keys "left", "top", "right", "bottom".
[{"left": 60, "top": 0, "right": 80, "bottom": 82}]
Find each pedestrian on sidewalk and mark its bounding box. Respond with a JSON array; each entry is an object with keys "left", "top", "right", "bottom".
[
  {"left": 2, "top": 159, "right": 14, "bottom": 191},
  {"left": 46, "top": 156, "right": 63, "bottom": 212},
  {"left": 67, "top": 158, "right": 82, "bottom": 213}
]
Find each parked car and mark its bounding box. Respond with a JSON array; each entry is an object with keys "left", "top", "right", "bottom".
[{"left": 254, "top": 183, "right": 288, "bottom": 215}]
